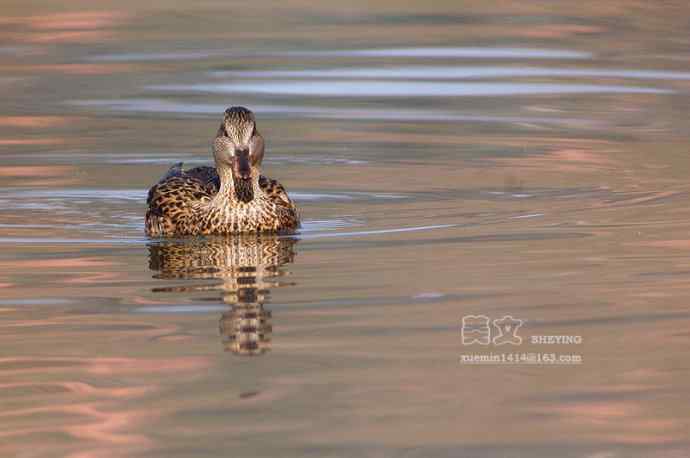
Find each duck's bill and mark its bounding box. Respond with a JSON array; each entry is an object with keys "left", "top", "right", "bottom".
[{"left": 232, "top": 152, "right": 252, "bottom": 181}]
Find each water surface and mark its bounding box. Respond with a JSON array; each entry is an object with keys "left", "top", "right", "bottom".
[{"left": 1, "top": 1, "right": 690, "bottom": 457}]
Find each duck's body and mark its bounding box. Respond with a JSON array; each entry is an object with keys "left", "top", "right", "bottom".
[
  {"left": 145, "top": 164, "right": 299, "bottom": 236},
  {"left": 144, "top": 107, "right": 299, "bottom": 237}
]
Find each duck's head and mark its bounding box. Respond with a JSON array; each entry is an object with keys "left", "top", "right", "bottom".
[{"left": 213, "top": 106, "right": 265, "bottom": 202}]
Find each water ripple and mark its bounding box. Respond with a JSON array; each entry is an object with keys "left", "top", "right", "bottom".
[
  {"left": 67, "top": 99, "right": 597, "bottom": 127},
  {"left": 212, "top": 66, "right": 690, "bottom": 81},
  {"left": 285, "top": 47, "right": 593, "bottom": 59},
  {"left": 149, "top": 81, "right": 671, "bottom": 97},
  {"left": 86, "top": 47, "right": 592, "bottom": 62}
]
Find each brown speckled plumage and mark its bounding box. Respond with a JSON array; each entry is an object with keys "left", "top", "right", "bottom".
[{"left": 145, "top": 107, "right": 299, "bottom": 236}]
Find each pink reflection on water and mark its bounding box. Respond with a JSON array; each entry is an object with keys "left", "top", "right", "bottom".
[
  {"left": 4, "top": 63, "right": 134, "bottom": 74},
  {"left": 27, "top": 12, "right": 128, "bottom": 31},
  {"left": 0, "top": 403, "right": 155, "bottom": 451},
  {"left": 64, "top": 272, "right": 124, "bottom": 285},
  {"left": 0, "top": 138, "right": 65, "bottom": 145},
  {"left": 0, "top": 165, "right": 74, "bottom": 178},
  {"left": 86, "top": 356, "right": 209, "bottom": 375},
  {"left": 639, "top": 239, "right": 690, "bottom": 249},
  {"left": 528, "top": 378, "right": 686, "bottom": 445},
  {"left": 522, "top": 24, "right": 602, "bottom": 38},
  {"left": 0, "top": 165, "right": 77, "bottom": 186},
  {"left": 0, "top": 381, "right": 154, "bottom": 399},
  {"left": 2, "top": 11, "right": 128, "bottom": 44},
  {"left": 0, "top": 257, "right": 116, "bottom": 269},
  {"left": 0, "top": 356, "right": 210, "bottom": 376},
  {"left": 63, "top": 404, "right": 154, "bottom": 445},
  {"left": 0, "top": 355, "right": 211, "bottom": 456},
  {"left": 0, "top": 116, "right": 74, "bottom": 128},
  {"left": 494, "top": 147, "right": 617, "bottom": 174}
]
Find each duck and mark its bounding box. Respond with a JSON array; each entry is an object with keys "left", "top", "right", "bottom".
[{"left": 145, "top": 106, "right": 299, "bottom": 236}]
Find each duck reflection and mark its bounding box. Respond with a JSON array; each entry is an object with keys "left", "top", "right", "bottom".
[{"left": 148, "top": 235, "right": 297, "bottom": 356}]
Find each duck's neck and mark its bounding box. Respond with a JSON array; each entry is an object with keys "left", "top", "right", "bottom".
[{"left": 214, "top": 166, "right": 260, "bottom": 206}]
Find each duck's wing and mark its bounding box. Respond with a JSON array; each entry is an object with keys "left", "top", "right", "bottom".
[
  {"left": 152, "top": 163, "right": 219, "bottom": 191},
  {"left": 184, "top": 165, "right": 220, "bottom": 193},
  {"left": 258, "top": 175, "right": 300, "bottom": 231},
  {"left": 259, "top": 175, "right": 297, "bottom": 209},
  {"left": 145, "top": 163, "right": 218, "bottom": 236},
  {"left": 147, "top": 164, "right": 218, "bottom": 206}
]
